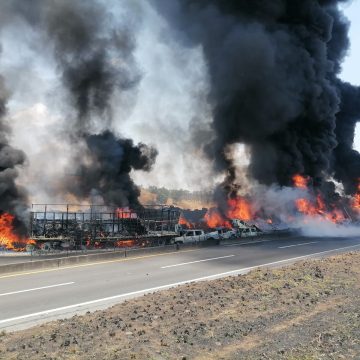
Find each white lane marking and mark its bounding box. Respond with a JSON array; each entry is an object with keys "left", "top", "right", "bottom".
[
  {"left": 0, "top": 243, "right": 359, "bottom": 326},
  {"left": 278, "top": 241, "right": 319, "bottom": 249},
  {"left": 161, "top": 255, "right": 235, "bottom": 269},
  {"left": 0, "top": 282, "right": 75, "bottom": 297},
  {"left": 222, "top": 239, "right": 273, "bottom": 246}
]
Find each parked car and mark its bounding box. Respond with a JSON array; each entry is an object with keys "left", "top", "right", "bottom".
[
  {"left": 205, "top": 227, "right": 237, "bottom": 241},
  {"left": 239, "top": 227, "right": 259, "bottom": 237},
  {"left": 172, "top": 229, "right": 206, "bottom": 244}
]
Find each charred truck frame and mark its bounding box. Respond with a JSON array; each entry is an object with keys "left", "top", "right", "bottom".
[{"left": 30, "top": 204, "right": 181, "bottom": 249}]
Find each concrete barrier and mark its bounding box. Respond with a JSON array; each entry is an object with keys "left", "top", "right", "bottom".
[
  {"left": 0, "top": 243, "right": 202, "bottom": 275},
  {"left": 0, "top": 234, "right": 284, "bottom": 275}
]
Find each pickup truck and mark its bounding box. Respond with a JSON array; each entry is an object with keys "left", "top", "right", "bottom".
[
  {"left": 239, "top": 227, "right": 260, "bottom": 237},
  {"left": 172, "top": 229, "right": 206, "bottom": 244},
  {"left": 205, "top": 227, "right": 237, "bottom": 241}
]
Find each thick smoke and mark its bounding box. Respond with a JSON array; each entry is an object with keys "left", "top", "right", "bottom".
[
  {"left": 8, "top": 0, "right": 157, "bottom": 208},
  {"left": 333, "top": 81, "right": 360, "bottom": 195},
  {"left": 42, "top": 0, "right": 157, "bottom": 207},
  {"left": 43, "top": 0, "right": 140, "bottom": 133},
  {"left": 68, "top": 130, "right": 157, "bottom": 207},
  {"left": 152, "top": 0, "right": 360, "bottom": 201},
  {"left": 0, "top": 74, "right": 27, "bottom": 232}
]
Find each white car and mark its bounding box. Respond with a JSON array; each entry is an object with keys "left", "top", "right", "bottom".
[
  {"left": 173, "top": 229, "right": 206, "bottom": 244},
  {"left": 205, "top": 228, "right": 237, "bottom": 241},
  {"left": 239, "top": 227, "right": 259, "bottom": 237}
]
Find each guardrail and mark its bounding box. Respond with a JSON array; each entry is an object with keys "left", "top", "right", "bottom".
[
  {"left": 0, "top": 232, "right": 296, "bottom": 275},
  {"left": 0, "top": 241, "right": 209, "bottom": 275}
]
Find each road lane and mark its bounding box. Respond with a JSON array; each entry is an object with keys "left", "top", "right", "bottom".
[
  {"left": 160, "top": 254, "right": 235, "bottom": 268},
  {"left": 1, "top": 235, "right": 359, "bottom": 331},
  {"left": 0, "top": 282, "right": 74, "bottom": 297},
  {"left": 278, "top": 241, "right": 319, "bottom": 248}
]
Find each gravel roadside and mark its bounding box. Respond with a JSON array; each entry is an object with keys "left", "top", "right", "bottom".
[{"left": 1, "top": 251, "right": 359, "bottom": 359}]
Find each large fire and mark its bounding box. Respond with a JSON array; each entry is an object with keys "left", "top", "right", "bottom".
[
  {"left": 292, "top": 174, "right": 309, "bottom": 189},
  {"left": 352, "top": 180, "right": 360, "bottom": 213},
  {"left": 204, "top": 197, "right": 252, "bottom": 228},
  {"left": 202, "top": 174, "right": 351, "bottom": 229},
  {"left": 0, "top": 213, "right": 31, "bottom": 251},
  {"left": 227, "top": 197, "right": 252, "bottom": 221},
  {"left": 116, "top": 207, "right": 137, "bottom": 219},
  {"left": 178, "top": 214, "right": 194, "bottom": 228},
  {"left": 293, "top": 174, "right": 345, "bottom": 223}
]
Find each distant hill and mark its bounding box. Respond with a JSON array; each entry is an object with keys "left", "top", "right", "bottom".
[{"left": 139, "top": 186, "right": 213, "bottom": 210}]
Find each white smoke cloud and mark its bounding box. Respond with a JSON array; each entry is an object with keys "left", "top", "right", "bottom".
[
  {"left": 298, "top": 218, "right": 360, "bottom": 237},
  {"left": 115, "top": 1, "right": 217, "bottom": 191}
]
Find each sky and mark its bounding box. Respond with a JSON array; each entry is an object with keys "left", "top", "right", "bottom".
[
  {"left": 0, "top": 0, "right": 359, "bottom": 199},
  {"left": 340, "top": 0, "right": 360, "bottom": 152}
]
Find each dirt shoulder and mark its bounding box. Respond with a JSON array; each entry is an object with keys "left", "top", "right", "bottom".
[{"left": 1, "top": 251, "right": 360, "bottom": 359}]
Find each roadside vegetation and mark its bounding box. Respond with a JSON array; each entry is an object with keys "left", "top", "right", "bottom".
[{"left": 1, "top": 252, "right": 360, "bottom": 359}]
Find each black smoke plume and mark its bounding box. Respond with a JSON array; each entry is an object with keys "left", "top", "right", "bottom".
[
  {"left": 152, "top": 0, "right": 360, "bottom": 200},
  {"left": 333, "top": 81, "right": 360, "bottom": 195},
  {"left": 43, "top": 1, "right": 156, "bottom": 207},
  {"left": 10, "top": 0, "right": 157, "bottom": 208},
  {"left": 0, "top": 75, "right": 28, "bottom": 233},
  {"left": 68, "top": 131, "right": 157, "bottom": 208}
]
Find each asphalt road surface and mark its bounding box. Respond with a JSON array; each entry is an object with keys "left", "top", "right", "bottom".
[{"left": 1, "top": 235, "right": 360, "bottom": 331}]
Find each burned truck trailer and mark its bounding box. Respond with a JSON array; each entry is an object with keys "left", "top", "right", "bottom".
[{"left": 29, "top": 204, "right": 181, "bottom": 248}]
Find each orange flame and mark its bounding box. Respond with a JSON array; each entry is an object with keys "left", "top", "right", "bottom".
[
  {"left": 292, "top": 173, "right": 346, "bottom": 224},
  {"left": 352, "top": 180, "right": 360, "bottom": 213},
  {"left": 295, "top": 194, "right": 345, "bottom": 223},
  {"left": 115, "top": 239, "right": 137, "bottom": 248},
  {"left": 292, "top": 174, "right": 308, "bottom": 189},
  {"left": 116, "top": 207, "right": 137, "bottom": 219},
  {"left": 204, "top": 197, "right": 253, "bottom": 228},
  {"left": 179, "top": 214, "right": 193, "bottom": 228},
  {"left": 204, "top": 208, "right": 230, "bottom": 228},
  {"left": 0, "top": 213, "right": 30, "bottom": 251},
  {"left": 227, "top": 197, "right": 253, "bottom": 221}
]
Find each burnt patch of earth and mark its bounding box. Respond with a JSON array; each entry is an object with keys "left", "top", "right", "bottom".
[{"left": 1, "top": 252, "right": 360, "bottom": 359}]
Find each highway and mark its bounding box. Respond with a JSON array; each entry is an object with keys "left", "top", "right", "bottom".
[{"left": 1, "top": 235, "right": 360, "bottom": 331}]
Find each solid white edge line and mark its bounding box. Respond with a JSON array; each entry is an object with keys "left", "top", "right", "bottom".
[
  {"left": 0, "top": 282, "right": 75, "bottom": 297},
  {"left": 161, "top": 255, "right": 235, "bottom": 268},
  {"left": 278, "top": 241, "right": 319, "bottom": 249},
  {"left": 0, "top": 243, "right": 359, "bottom": 326}
]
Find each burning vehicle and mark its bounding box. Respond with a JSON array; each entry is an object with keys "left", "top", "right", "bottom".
[
  {"left": 27, "top": 204, "right": 181, "bottom": 250},
  {"left": 172, "top": 229, "right": 207, "bottom": 244}
]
